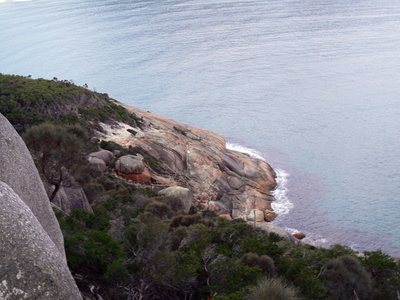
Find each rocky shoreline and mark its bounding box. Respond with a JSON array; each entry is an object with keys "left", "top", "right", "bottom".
[{"left": 94, "top": 100, "right": 302, "bottom": 243}]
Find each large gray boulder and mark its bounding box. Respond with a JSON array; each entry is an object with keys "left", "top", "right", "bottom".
[
  {"left": 0, "top": 113, "right": 65, "bottom": 258},
  {"left": 0, "top": 181, "right": 82, "bottom": 299},
  {"left": 89, "top": 149, "right": 114, "bottom": 164},
  {"left": 88, "top": 150, "right": 114, "bottom": 173},
  {"left": 88, "top": 156, "right": 107, "bottom": 173},
  {"left": 158, "top": 186, "right": 193, "bottom": 214},
  {"left": 115, "top": 154, "right": 145, "bottom": 174}
]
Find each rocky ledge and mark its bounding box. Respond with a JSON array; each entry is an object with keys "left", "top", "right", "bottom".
[{"left": 97, "top": 101, "right": 279, "bottom": 223}]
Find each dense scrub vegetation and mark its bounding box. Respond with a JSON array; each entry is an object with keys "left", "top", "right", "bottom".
[
  {"left": 2, "top": 74, "right": 400, "bottom": 299},
  {"left": 56, "top": 193, "right": 400, "bottom": 299},
  {"left": 0, "top": 73, "right": 142, "bottom": 132}
]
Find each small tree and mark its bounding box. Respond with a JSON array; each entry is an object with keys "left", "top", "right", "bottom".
[{"left": 23, "top": 122, "right": 88, "bottom": 201}]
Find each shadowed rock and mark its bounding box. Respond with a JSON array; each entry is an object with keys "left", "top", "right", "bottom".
[
  {"left": 46, "top": 172, "right": 93, "bottom": 214},
  {"left": 0, "top": 181, "right": 82, "bottom": 299},
  {"left": 0, "top": 113, "right": 65, "bottom": 258}
]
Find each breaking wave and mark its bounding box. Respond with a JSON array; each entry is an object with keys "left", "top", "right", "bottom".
[
  {"left": 271, "top": 168, "right": 293, "bottom": 216},
  {"left": 226, "top": 142, "right": 293, "bottom": 216},
  {"left": 226, "top": 142, "right": 265, "bottom": 160}
]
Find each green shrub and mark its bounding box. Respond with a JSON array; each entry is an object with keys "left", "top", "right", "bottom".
[
  {"left": 239, "top": 253, "right": 275, "bottom": 277},
  {"left": 96, "top": 174, "right": 117, "bottom": 191},
  {"left": 173, "top": 126, "right": 187, "bottom": 136},
  {"left": 210, "top": 258, "right": 262, "bottom": 295},
  {"left": 259, "top": 255, "right": 275, "bottom": 276},
  {"left": 322, "top": 255, "right": 371, "bottom": 300},
  {"left": 245, "top": 277, "right": 299, "bottom": 300},
  {"left": 169, "top": 227, "right": 188, "bottom": 251},
  {"left": 83, "top": 182, "right": 105, "bottom": 204},
  {"left": 240, "top": 253, "right": 261, "bottom": 268},
  {"left": 127, "top": 128, "right": 137, "bottom": 136},
  {"left": 145, "top": 201, "right": 171, "bottom": 219},
  {"left": 65, "top": 230, "right": 125, "bottom": 275},
  {"left": 361, "top": 250, "right": 400, "bottom": 299}
]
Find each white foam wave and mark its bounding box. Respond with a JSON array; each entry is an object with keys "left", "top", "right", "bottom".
[
  {"left": 271, "top": 168, "right": 293, "bottom": 216},
  {"left": 226, "top": 143, "right": 265, "bottom": 161},
  {"left": 226, "top": 142, "right": 293, "bottom": 216},
  {"left": 226, "top": 143, "right": 330, "bottom": 248}
]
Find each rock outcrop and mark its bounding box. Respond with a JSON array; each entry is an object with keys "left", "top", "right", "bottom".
[
  {"left": 256, "top": 222, "right": 301, "bottom": 245},
  {"left": 0, "top": 181, "right": 82, "bottom": 299},
  {"left": 247, "top": 209, "right": 265, "bottom": 222},
  {"left": 292, "top": 232, "right": 306, "bottom": 240},
  {"left": 0, "top": 113, "right": 65, "bottom": 258},
  {"left": 158, "top": 186, "right": 193, "bottom": 214},
  {"left": 115, "top": 154, "right": 152, "bottom": 184},
  {"left": 264, "top": 209, "right": 279, "bottom": 222},
  {"left": 99, "top": 103, "right": 278, "bottom": 221},
  {"left": 88, "top": 149, "right": 115, "bottom": 173},
  {"left": 89, "top": 149, "right": 115, "bottom": 164},
  {"left": 116, "top": 154, "right": 145, "bottom": 174},
  {"left": 46, "top": 172, "right": 93, "bottom": 215}
]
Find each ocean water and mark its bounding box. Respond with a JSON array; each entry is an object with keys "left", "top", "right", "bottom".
[{"left": 1, "top": 0, "right": 400, "bottom": 255}]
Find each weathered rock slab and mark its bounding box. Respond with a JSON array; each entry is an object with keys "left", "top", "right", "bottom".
[
  {"left": 0, "top": 113, "right": 65, "bottom": 258},
  {"left": 0, "top": 181, "right": 82, "bottom": 300}
]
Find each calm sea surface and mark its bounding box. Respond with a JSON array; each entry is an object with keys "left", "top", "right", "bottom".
[{"left": 1, "top": 0, "right": 400, "bottom": 255}]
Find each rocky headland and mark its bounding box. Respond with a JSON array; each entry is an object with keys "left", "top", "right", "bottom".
[{"left": 100, "top": 102, "right": 279, "bottom": 224}]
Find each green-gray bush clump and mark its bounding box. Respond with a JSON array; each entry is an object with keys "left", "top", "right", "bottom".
[
  {"left": 245, "top": 277, "right": 299, "bottom": 300},
  {"left": 0, "top": 73, "right": 142, "bottom": 132},
  {"left": 322, "top": 255, "right": 371, "bottom": 300},
  {"left": 239, "top": 253, "right": 275, "bottom": 277}
]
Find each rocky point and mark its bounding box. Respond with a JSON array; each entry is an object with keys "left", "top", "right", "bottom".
[{"left": 99, "top": 102, "right": 278, "bottom": 223}]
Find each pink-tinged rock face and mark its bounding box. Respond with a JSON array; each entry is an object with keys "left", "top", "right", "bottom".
[
  {"left": 292, "top": 232, "right": 306, "bottom": 240},
  {"left": 115, "top": 169, "right": 152, "bottom": 184},
  {"left": 264, "top": 210, "right": 279, "bottom": 222},
  {"left": 100, "top": 103, "right": 278, "bottom": 221},
  {"left": 219, "top": 214, "right": 233, "bottom": 221}
]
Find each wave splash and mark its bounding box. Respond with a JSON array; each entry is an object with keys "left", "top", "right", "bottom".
[
  {"left": 226, "top": 143, "right": 331, "bottom": 246},
  {"left": 226, "top": 142, "right": 292, "bottom": 216},
  {"left": 271, "top": 168, "right": 293, "bottom": 216},
  {"left": 226, "top": 142, "right": 265, "bottom": 161}
]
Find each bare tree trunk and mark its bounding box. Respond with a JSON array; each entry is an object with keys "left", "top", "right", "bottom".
[
  {"left": 49, "top": 182, "right": 61, "bottom": 202},
  {"left": 353, "top": 289, "right": 360, "bottom": 300},
  {"left": 49, "top": 170, "right": 63, "bottom": 202}
]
